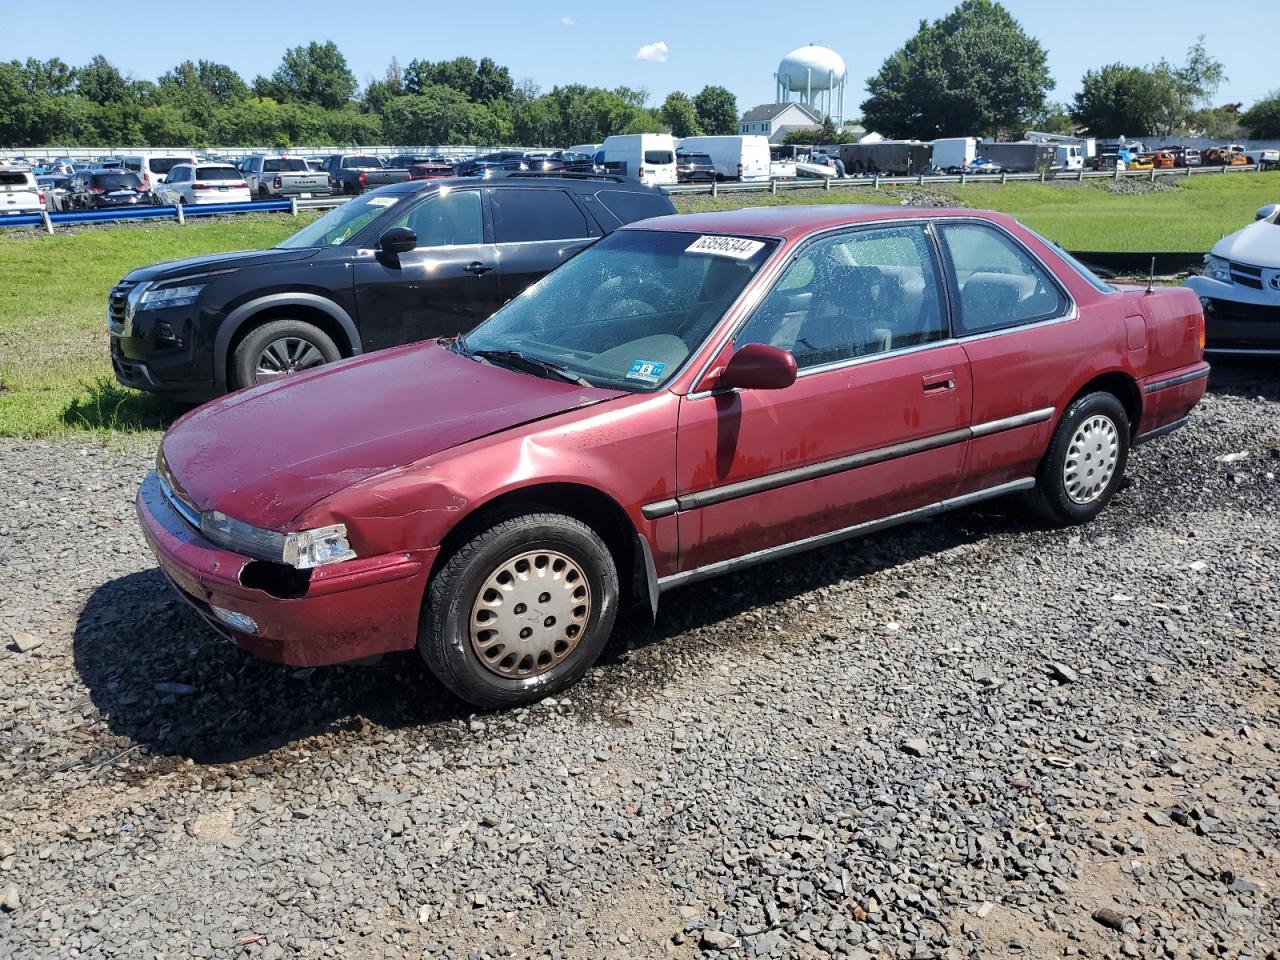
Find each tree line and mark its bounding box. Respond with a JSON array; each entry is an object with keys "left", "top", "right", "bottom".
[
  {"left": 0, "top": 42, "right": 738, "bottom": 148},
  {"left": 859, "top": 0, "right": 1278, "bottom": 141},
  {"left": 3, "top": 4, "right": 1278, "bottom": 149}
]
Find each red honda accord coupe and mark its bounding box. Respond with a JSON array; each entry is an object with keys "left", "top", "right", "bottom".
[{"left": 138, "top": 205, "right": 1209, "bottom": 708}]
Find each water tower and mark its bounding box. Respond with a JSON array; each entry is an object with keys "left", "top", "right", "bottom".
[{"left": 775, "top": 44, "right": 847, "bottom": 125}]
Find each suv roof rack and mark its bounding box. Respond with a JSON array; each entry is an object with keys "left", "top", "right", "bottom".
[{"left": 501, "top": 171, "right": 631, "bottom": 184}]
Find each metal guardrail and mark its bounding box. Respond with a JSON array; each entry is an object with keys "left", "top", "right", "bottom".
[
  {"left": 665, "top": 161, "right": 1267, "bottom": 195},
  {"left": 0, "top": 163, "right": 1266, "bottom": 232},
  {"left": 1, "top": 195, "right": 351, "bottom": 233}
]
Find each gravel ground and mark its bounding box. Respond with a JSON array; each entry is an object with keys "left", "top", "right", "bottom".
[{"left": 1, "top": 363, "right": 1277, "bottom": 960}]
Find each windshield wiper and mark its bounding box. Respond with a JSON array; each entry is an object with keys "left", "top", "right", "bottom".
[{"left": 470, "top": 349, "right": 592, "bottom": 386}]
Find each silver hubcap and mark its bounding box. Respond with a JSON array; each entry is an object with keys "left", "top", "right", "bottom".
[
  {"left": 469, "top": 550, "right": 591, "bottom": 680},
  {"left": 1064, "top": 414, "right": 1120, "bottom": 504},
  {"left": 255, "top": 337, "right": 326, "bottom": 381}
]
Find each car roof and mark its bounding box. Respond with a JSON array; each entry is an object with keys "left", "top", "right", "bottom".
[
  {"left": 625, "top": 204, "right": 1013, "bottom": 240},
  {"left": 381, "top": 175, "right": 658, "bottom": 196}
]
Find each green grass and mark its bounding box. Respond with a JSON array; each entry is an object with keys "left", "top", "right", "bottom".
[
  {"left": 673, "top": 171, "right": 1280, "bottom": 252},
  {"left": 0, "top": 214, "right": 316, "bottom": 439},
  {"left": 1, "top": 173, "right": 1277, "bottom": 441}
]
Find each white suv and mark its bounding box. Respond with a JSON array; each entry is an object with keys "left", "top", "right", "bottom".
[
  {"left": 154, "top": 163, "right": 251, "bottom": 205},
  {"left": 1, "top": 166, "right": 45, "bottom": 216}
]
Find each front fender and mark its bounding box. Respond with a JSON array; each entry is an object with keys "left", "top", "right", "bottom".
[{"left": 212, "top": 293, "right": 363, "bottom": 391}]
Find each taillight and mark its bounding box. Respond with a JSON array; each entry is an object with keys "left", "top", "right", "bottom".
[
  {"left": 38, "top": 191, "right": 45, "bottom": 205},
  {"left": 273, "top": 177, "right": 282, "bottom": 189},
  {"left": 192, "top": 183, "right": 209, "bottom": 190},
  {"left": 358, "top": 171, "right": 367, "bottom": 186},
  {"left": 638, "top": 167, "right": 647, "bottom": 179},
  {"left": 233, "top": 181, "right": 247, "bottom": 189},
  {"left": 1199, "top": 311, "right": 1206, "bottom": 351},
  {"left": 88, "top": 186, "right": 105, "bottom": 194}
]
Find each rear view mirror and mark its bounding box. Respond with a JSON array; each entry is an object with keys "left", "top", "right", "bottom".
[
  {"left": 1255, "top": 204, "right": 1279, "bottom": 223},
  {"left": 716, "top": 343, "right": 797, "bottom": 391},
  {"left": 378, "top": 227, "right": 417, "bottom": 255}
]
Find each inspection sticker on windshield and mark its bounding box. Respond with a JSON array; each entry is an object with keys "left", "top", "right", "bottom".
[
  {"left": 626, "top": 360, "right": 665, "bottom": 384},
  {"left": 686, "top": 235, "right": 765, "bottom": 260},
  {"left": 366, "top": 196, "right": 399, "bottom": 207}
]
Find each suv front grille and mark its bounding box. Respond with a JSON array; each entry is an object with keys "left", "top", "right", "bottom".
[
  {"left": 1228, "top": 261, "right": 1264, "bottom": 290},
  {"left": 108, "top": 281, "right": 137, "bottom": 335}
]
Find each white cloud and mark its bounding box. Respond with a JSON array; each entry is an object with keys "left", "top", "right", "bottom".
[
  {"left": 561, "top": 15, "right": 575, "bottom": 26},
  {"left": 633, "top": 41, "right": 669, "bottom": 64}
]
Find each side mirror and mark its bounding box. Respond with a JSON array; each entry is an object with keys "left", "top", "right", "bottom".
[
  {"left": 378, "top": 226, "right": 417, "bottom": 256},
  {"left": 715, "top": 343, "right": 797, "bottom": 391},
  {"left": 1255, "top": 203, "right": 1279, "bottom": 223}
]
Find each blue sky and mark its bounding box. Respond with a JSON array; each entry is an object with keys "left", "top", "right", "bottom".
[{"left": 2, "top": 0, "right": 1275, "bottom": 117}]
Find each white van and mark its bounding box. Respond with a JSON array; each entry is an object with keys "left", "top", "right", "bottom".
[
  {"left": 599, "top": 134, "right": 677, "bottom": 187},
  {"left": 675, "top": 135, "right": 771, "bottom": 182},
  {"left": 1052, "top": 144, "right": 1084, "bottom": 172},
  {"left": 122, "top": 154, "right": 198, "bottom": 192}
]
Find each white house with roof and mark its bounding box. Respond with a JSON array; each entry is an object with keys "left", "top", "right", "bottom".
[{"left": 738, "top": 102, "right": 823, "bottom": 143}]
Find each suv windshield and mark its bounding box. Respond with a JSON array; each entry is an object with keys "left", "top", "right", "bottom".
[
  {"left": 460, "top": 229, "right": 777, "bottom": 390},
  {"left": 277, "top": 192, "right": 400, "bottom": 248}
]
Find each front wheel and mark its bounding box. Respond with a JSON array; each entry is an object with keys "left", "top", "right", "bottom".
[
  {"left": 422, "top": 513, "right": 619, "bottom": 709},
  {"left": 1027, "top": 392, "right": 1130, "bottom": 525},
  {"left": 230, "top": 318, "right": 341, "bottom": 390}
]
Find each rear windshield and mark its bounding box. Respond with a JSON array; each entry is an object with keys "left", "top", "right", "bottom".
[
  {"left": 0, "top": 172, "right": 33, "bottom": 187},
  {"left": 150, "top": 157, "right": 190, "bottom": 174},
  {"left": 680, "top": 153, "right": 713, "bottom": 164},
  {"left": 196, "top": 167, "right": 241, "bottom": 181},
  {"left": 93, "top": 173, "right": 142, "bottom": 190},
  {"left": 594, "top": 189, "right": 674, "bottom": 226},
  {"left": 263, "top": 158, "right": 309, "bottom": 172},
  {"left": 344, "top": 156, "right": 383, "bottom": 168},
  {"left": 644, "top": 150, "right": 675, "bottom": 165}
]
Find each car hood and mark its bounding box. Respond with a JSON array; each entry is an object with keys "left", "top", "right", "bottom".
[
  {"left": 124, "top": 247, "right": 317, "bottom": 283},
  {"left": 160, "top": 342, "right": 626, "bottom": 531},
  {"left": 1212, "top": 218, "right": 1280, "bottom": 268}
]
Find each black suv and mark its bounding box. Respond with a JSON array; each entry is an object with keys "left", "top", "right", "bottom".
[
  {"left": 109, "top": 174, "right": 676, "bottom": 400},
  {"left": 67, "top": 169, "right": 150, "bottom": 210}
]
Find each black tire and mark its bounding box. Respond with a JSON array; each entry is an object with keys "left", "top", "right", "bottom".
[
  {"left": 1027, "top": 392, "right": 1130, "bottom": 525},
  {"left": 421, "top": 512, "right": 619, "bottom": 709},
  {"left": 230, "top": 318, "right": 341, "bottom": 391}
]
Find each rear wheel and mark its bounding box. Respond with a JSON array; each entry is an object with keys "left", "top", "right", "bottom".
[
  {"left": 1027, "top": 392, "right": 1129, "bottom": 525},
  {"left": 421, "top": 512, "right": 619, "bottom": 709},
  {"left": 230, "top": 318, "right": 341, "bottom": 390}
]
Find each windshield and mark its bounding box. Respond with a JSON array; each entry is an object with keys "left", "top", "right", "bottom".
[
  {"left": 277, "top": 191, "right": 400, "bottom": 248},
  {"left": 460, "top": 229, "right": 777, "bottom": 390}
]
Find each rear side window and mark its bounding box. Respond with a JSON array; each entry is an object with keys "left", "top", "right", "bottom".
[
  {"left": 149, "top": 157, "right": 189, "bottom": 174},
  {"left": 594, "top": 189, "right": 674, "bottom": 227},
  {"left": 196, "top": 167, "right": 241, "bottom": 181},
  {"left": 644, "top": 150, "right": 674, "bottom": 165},
  {"left": 938, "top": 223, "right": 1069, "bottom": 335},
  {"left": 491, "top": 189, "right": 588, "bottom": 243},
  {"left": 93, "top": 173, "right": 142, "bottom": 190}
]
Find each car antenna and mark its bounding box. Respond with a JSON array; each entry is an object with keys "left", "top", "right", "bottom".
[{"left": 1145, "top": 256, "right": 1156, "bottom": 294}]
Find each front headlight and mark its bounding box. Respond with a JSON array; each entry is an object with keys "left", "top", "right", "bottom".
[
  {"left": 1202, "top": 255, "right": 1232, "bottom": 285},
  {"left": 139, "top": 283, "right": 206, "bottom": 311},
  {"left": 200, "top": 510, "right": 356, "bottom": 569}
]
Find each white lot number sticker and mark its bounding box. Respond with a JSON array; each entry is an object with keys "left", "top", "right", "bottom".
[
  {"left": 686, "top": 235, "right": 766, "bottom": 260},
  {"left": 367, "top": 196, "right": 398, "bottom": 207}
]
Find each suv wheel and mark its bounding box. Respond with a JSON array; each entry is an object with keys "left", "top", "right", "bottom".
[
  {"left": 231, "top": 318, "right": 341, "bottom": 390},
  {"left": 421, "top": 512, "right": 619, "bottom": 709},
  {"left": 1027, "top": 392, "right": 1130, "bottom": 525}
]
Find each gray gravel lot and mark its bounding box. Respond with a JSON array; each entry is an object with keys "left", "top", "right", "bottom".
[{"left": 1, "top": 363, "right": 1277, "bottom": 960}]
